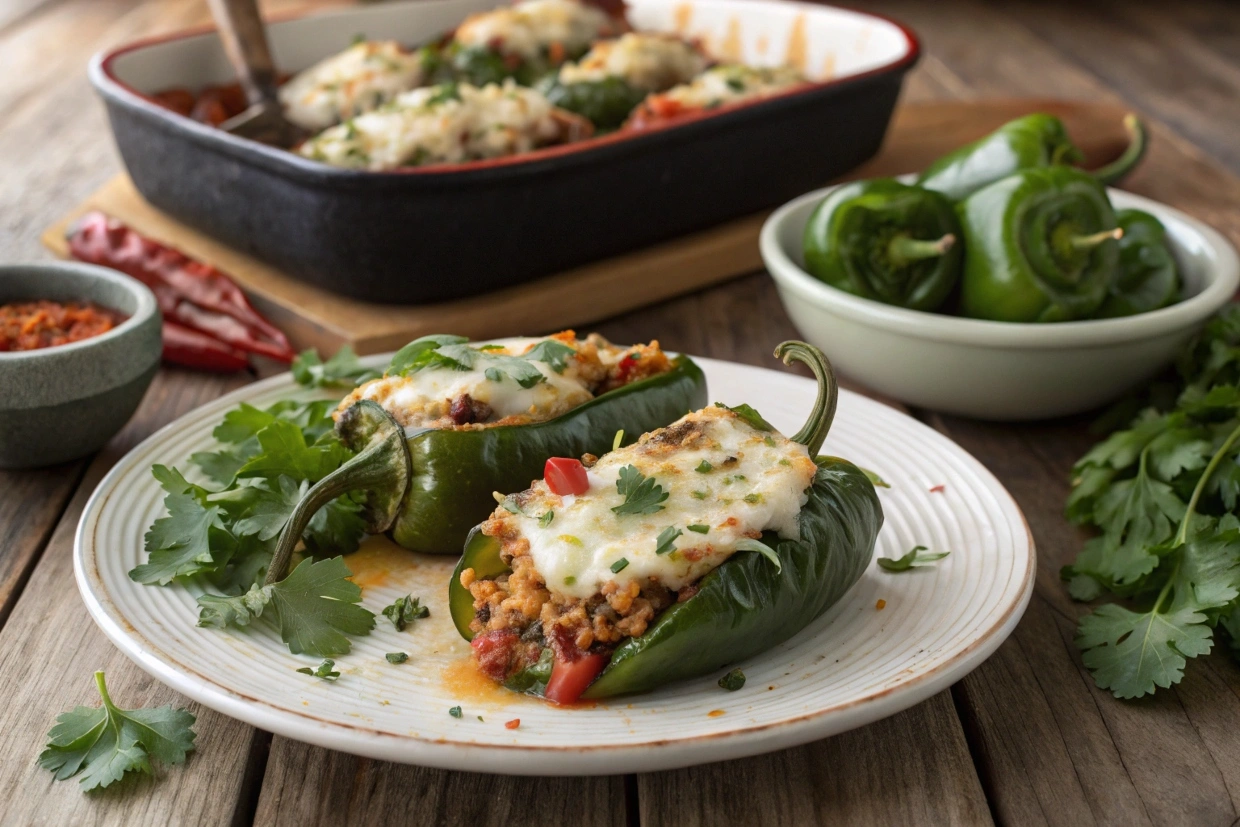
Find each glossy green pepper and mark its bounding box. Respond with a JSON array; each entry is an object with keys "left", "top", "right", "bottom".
[
  {"left": 260, "top": 353, "right": 707, "bottom": 581},
  {"left": 958, "top": 166, "right": 1122, "bottom": 323},
  {"left": 918, "top": 113, "right": 1147, "bottom": 202},
  {"left": 536, "top": 76, "right": 647, "bottom": 130},
  {"left": 802, "top": 179, "right": 963, "bottom": 312},
  {"left": 1096, "top": 209, "right": 1180, "bottom": 318},
  {"left": 449, "top": 342, "right": 882, "bottom": 700}
]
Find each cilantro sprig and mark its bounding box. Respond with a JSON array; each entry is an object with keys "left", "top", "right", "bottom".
[
  {"left": 877, "top": 546, "right": 950, "bottom": 572},
  {"left": 388, "top": 335, "right": 576, "bottom": 389},
  {"left": 612, "top": 465, "right": 668, "bottom": 515},
  {"left": 39, "top": 672, "right": 196, "bottom": 792},
  {"left": 382, "top": 595, "right": 430, "bottom": 631},
  {"left": 1066, "top": 305, "right": 1240, "bottom": 698}
]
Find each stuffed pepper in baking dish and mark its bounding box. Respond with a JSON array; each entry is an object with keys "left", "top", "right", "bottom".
[
  {"left": 627, "top": 64, "right": 806, "bottom": 128},
  {"left": 262, "top": 332, "right": 706, "bottom": 569},
  {"left": 449, "top": 341, "right": 882, "bottom": 703}
]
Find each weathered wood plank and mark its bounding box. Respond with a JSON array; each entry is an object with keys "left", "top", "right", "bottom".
[
  {"left": 0, "top": 369, "right": 265, "bottom": 827},
  {"left": 253, "top": 737, "right": 627, "bottom": 827},
  {"left": 637, "top": 692, "right": 992, "bottom": 827}
]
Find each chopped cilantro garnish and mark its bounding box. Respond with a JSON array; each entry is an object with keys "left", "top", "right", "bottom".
[
  {"left": 449, "top": 706, "right": 463, "bottom": 718},
  {"left": 743, "top": 493, "right": 764, "bottom": 504},
  {"left": 382, "top": 595, "right": 430, "bottom": 631},
  {"left": 564, "top": 575, "right": 576, "bottom": 586},
  {"left": 718, "top": 668, "right": 746, "bottom": 690},
  {"left": 692, "top": 490, "right": 709, "bottom": 500},
  {"left": 877, "top": 546, "right": 950, "bottom": 572},
  {"left": 687, "top": 524, "right": 710, "bottom": 534},
  {"left": 695, "top": 460, "right": 713, "bottom": 473},
  {"left": 612, "top": 465, "right": 668, "bottom": 515},
  {"left": 386, "top": 652, "right": 409, "bottom": 664},
  {"left": 736, "top": 537, "right": 781, "bottom": 572},
  {"left": 611, "top": 558, "right": 630, "bottom": 573},
  {"left": 715, "top": 402, "right": 774, "bottom": 432},
  {"left": 539, "top": 510, "right": 555, "bottom": 528},
  {"left": 655, "top": 526, "right": 682, "bottom": 555},
  {"left": 297, "top": 659, "right": 340, "bottom": 681}
]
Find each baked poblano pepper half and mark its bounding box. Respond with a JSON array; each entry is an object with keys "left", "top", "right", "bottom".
[
  {"left": 258, "top": 334, "right": 707, "bottom": 574},
  {"left": 917, "top": 112, "right": 1147, "bottom": 203},
  {"left": 802, "top": 178, "right": 963, "bottom": 312},
  {"left": 958, "top": 166, "right": 1122, "bottom": 323},
  {"left": 1096, "top": 209, "right": 1181, "bottom": 318},
  {"left": 450, "top": 341, "right": 883, "bottom": 703}
]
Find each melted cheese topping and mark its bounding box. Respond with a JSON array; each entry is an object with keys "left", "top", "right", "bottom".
[
  {"left": 298, "top": 81, "right": 583, "bottom": 170},
  {"left": 649, "top": 64, "right": 805, "bottom": 111},
  {"left": 337, "top": 335, "right": 624, "bottom": 429},
  {"left": 279, "top": 41, "right": 425, "bottom": 131},
  {"left": 455, "top": 0, "right": 615, "bottom": 61},
  {"left": 496, "top": 406, "right": 817, "bottom": 599},
  {"left": 557, "top": 33, "right": 707, "bottom": 91}
]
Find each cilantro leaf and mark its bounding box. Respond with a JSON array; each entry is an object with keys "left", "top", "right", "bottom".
[
  {"left": 655, "top": 526, "right": 682, "bottom": 555},
  {"left": 715, "top": 401, "right": 774, "bottom": 432},
  {"left": 292, "top": 346, "right": 380, "bottom": 389},
  {"left": 1077, "top": 603, "right": 1214, "bottom": 699},
  {"left": 231, "top": 476, "right": 306, "bottom": 541},
  {"left": 382, "top": 595, "right": 430, "bottom": 631},
  {"left": 296, "top": 659, "right": 340, "bottom": 681},
  {"left": 197, "top": 557, "right": 375, "bottom": 657},
  {"left": 877, "top": 545, "right": 950, "bottom": 572},
  {"left": 718, "top": 668, "right": 746, "bottom": 691},
  {"left": 39, "top": 671, "right": 195, "bottom": 791},
  {"left": 522, "top": 340, "right": 577, "bottom": 373},
  {"left": 386, "top": 652, "right": 409, "bottom": 664},
  {"left": 388, "top": 334, "right": 469, "bottom": 375},
  {"left": 481, "top": 354, "right": 545, "bottom": 388},
  {"left": 612, "top": 465, "right": 668, "bottom": 515},
  {"left": 130, "top": 491, "right": 228, "bottom": 585},
  {"left": 190, "top": 441, "right": 259, "bottom": 486},
  {"left": 303, "top": 494, "right": 367, "bottom": 557},
  {"left": 736, "top": 537, "right": 781, "bottom": 572},
  {"left": 237, "top": 422, "right": 351, "bottom": 483}
]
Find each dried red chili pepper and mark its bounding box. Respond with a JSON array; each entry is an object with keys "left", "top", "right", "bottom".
[
  {"left": 161, "top": 320, "right": 250, "bottom": 373},
  {"left": 65, "top": 212, "right": 295, "bottom": 363}
]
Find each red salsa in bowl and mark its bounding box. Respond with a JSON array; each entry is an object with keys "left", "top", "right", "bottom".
[{"left": 0, "top": 300, "right": 127, "bottom": 352}]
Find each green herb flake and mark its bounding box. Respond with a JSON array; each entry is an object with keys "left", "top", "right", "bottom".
[
  {"left": 297, "top": 659, "right": 340, "bottom": 681},
  {"left": 736, "top": 537, "right": 781, "bottom": 572},
  {"left": 612, "top": 465, "right": 669, "bottom": 515},
  {"left": 696, "top": 460, "right": 713, "bottom": 473},
  {"left": 613, "top": 430, "right": 625, "bottom": 452},
  {"left": 39, "top": 671, "right": 196, "bottom": 792},
  {"left": 610, "top": 557, "right": 630, "bottom": 573},
  {"left": 564, "top": 575, "right": 576, "bottom": 586},
  {"left": 743, "top": 493, "right": 764, "bottom": 504},
  {"left": 386, "top": 652, "right": 409, "bottom": 664},
  {"left": 715, "top": 401, "right": 774, "bottom": 432},
  {"left": 764, "top": 436, "right": 777, "bottom": 448},
  {"left": 692, "top": 490, "right": 709, "bottom": 500},
  {"left": 382, "top": 595, "right": 430, "bottom": 631},
  {"left": 877, "top": 546, "right": 950, "bottom": 573},
  {"left": 655, "top": 526, "right": 683, "bottom": 555},
  {"left": 539, "top": 510, "right": 555, "bottom": 528},
  {"left": 449, "top": 706, "right": 463, "bottom": 718},
  {"left": 718, "top": 668, "right": 746, "bottom": 691},
  {"left": 687, "top": 524, "right": 710, "bottom": 534}
]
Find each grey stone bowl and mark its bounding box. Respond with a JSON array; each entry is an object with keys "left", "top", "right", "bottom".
[{"left": 0, "top": 263, "right": 161, "bottom": 469}]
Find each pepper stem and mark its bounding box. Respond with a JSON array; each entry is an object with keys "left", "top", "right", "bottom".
[
  {"left": 1092, "top": 114, "right": 1147, "bottom": 185},
  {"left": 773, "top": 341, "right": 838, "bottom": 457},
  {"left": 264, "top": 401, "right": 411, "bottom": 586},
  {"left": 888, "top": 233, "right": 956, "bottom": 267},
  {"left": 1070, "top": 227, "right": 1124, "bottom": 251}
]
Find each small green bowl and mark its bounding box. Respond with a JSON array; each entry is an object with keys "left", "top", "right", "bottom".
[{"left": 0, "top": 263, "right": 161, "bottom": 469}]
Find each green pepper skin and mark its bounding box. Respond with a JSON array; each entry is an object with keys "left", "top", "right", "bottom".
[
  {"left": 958, "top": 166, "right": 1120, "bottom": 323},
  {"left": 918, "top": 114, "right": 1084, "bottom": 203},
  {"left": 586, "top": 456, "right": 879, "bottom": 698},
  {"left": 536, "top": 76, "right": 647, "bottom": 130},
  {"left": 393, "top": 356, "right": 707, "bottom": 553},
  {"left": 802, "top": 179, "right": 964, "bottom": 312},
  {"left": 1096, "top": 209, "right": 1180, "bottom": 318}
]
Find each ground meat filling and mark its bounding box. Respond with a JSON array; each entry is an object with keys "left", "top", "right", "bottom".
[{"left": 461, "top": 537, "right": 688, "bottom": 681}]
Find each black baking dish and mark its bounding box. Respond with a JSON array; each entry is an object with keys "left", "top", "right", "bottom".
[{"left": 90, "top": 0, "right": 919, "bottom": 304}]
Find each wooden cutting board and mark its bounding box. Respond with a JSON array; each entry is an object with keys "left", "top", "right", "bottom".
[{"left": 43, "top": 99, "right": 1134, "bottom": 355}]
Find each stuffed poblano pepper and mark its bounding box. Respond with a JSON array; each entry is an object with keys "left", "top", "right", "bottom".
[
  {"left": 917, "top": 113, "right": 1147, "bottom": 202},
  {"left": 537, "top": 33, "right": 707, "bottom": 129},
  {"left": 259, "top": 333, "right": 706, "bottom": 582},
  {"left": 802, "top": 179, "right": 963, "bottom": 312},
  {"left": 1096, "top": 209, "right": 1180, "bottom": 318},
  {"left": 449, "top": 341, "right": 882, "bottom": 703},
  {"left": 958, "top": 166, "right": 1122, "bottom": 323}
]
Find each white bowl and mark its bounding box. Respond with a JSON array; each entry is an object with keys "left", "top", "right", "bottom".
[{"left": 761, "top": 186, "right": 1240, "bottom": 420}]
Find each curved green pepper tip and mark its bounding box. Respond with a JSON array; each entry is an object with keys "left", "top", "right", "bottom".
[
  {"left": 1093, "top": 113, "right": 1147, "bottom": 186},
  {"left": 773, "top": 341, "right": 838, "bottom": 457},
  {"left": 263, "top": 401, "right": 412, "bottom": 586}
]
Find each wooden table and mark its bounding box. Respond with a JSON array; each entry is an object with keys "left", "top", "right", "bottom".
[{"left": 4, "top": 0, "right": 1240, "bottom": 823}]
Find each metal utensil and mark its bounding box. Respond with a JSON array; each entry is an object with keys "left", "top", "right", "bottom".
[{"left": 206, "top": 0, "right": 305, "bottom": 147}]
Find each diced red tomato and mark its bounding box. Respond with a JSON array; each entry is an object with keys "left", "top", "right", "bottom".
[
  {"left": 545, "top": 457, "right": 589, "bottom": 496},
  {"left": 471, "top": 630, "right": 519, "bottom": 682},
  {"left": 544, "top": 651, "right": 608, "bottom": 705},
  {"left": 505, "top": 718, "right": 521, "bottom": 730}
]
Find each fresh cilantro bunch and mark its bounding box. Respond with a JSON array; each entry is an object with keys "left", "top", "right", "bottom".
[
  {"left": 39, "top": 672, "right": 196, "bottom": 791},
  {"left": 1066, "top": 305, "right": 1240, "bottom": 698},
  {"left": 387, "top": 334, "right": 576, "bottom": 389},
  {"left": 133, "top": 347, "right": 379, "bottom": 657}
]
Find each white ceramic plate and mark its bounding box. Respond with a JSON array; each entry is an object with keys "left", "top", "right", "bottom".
[{"left": 74, "top": 356, "right": 1033, "bottom": 775}]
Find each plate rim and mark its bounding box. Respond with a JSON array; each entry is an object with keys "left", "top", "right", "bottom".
[{"left": 73, "top": 355, "right": 1035, "bottom": 774}]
